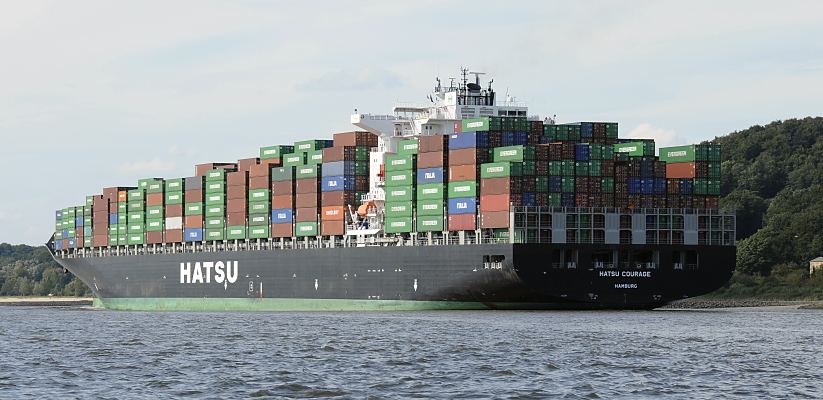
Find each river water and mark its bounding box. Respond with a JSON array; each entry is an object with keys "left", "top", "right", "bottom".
[{"left": 0, "top": 306, "right": 820, "bottom": 399}]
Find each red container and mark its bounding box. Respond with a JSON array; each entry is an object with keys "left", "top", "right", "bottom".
[
  {"left": 448, "top": 164, "right": 476, "bottom": 181},
  {"left": 165, "top": 204, "right": 183, "bottom": 217},
  {"left": 321, "top": 191, "right": 357, "bottom": 207},
  {"left": 480, "top": 211, "right": 510, "bottom": 229},
  {"left": 145, "top": 192, "right": 163, "bottom": 206},
  {"left": 271, "top": 181, "right": 294, "bottom": 195},
  {"left": 448, "top": 148, "right": 477, "bottom": 166},
  {"left": 226, "top": 186, "right": 247, "bottom": 200},
  {"left": 118, "top": 191, "right": 128, "bottom": 203},
  {"left": 226, "top": 212, "right": 246, "bottom": 226},
  {"left": 184, "top": 215, "right": 203, "bottom": 228},
  {"left": 92, "top": 235, "right": 108, "bottom": 247},
  {"left": 226, "top": 200, "right": 247, "bottom": 214},
  {"left": 271, "top": 195, "right": 294, "bottom": 209},
  {"left": 249, "top": 176, "right": 268, "bottom": 189},
  {"left": 419, "top": 135, "right": 448, "bottom": 153},
  {"left": 237, "top": 158, "right": 259, "bottom": 173},
  {"left": 295, "top": 207, "right": 318, "bottom": 222},
  {"left": 666, "top": 162, "right": 696, "bottom": 179},
  {"left": 295, "top": 192, "right": 319, "bottom": 208},
  {"left": 165, "top": 229, "right": 183, "bottom": 243},
  {"left": 479, "top": 194, "right": 510, "bottom": 212},
  {"left": 705, "top": 195, "right": 719, "bottom": 209},
  {"left": 146, "top": 231, "right": 163, "bottom": 244},
  {"left": 271, "top": 223, "right": 293, "bottom": 238},
  {"left": 333, "top": 131, "right": 377, "bottom": 147},
  {"left": 185, "top": 189, "right": 203, "bottom": 203},
  {"left": 480, "top": 177, "right": 512, "bottom": 195},
  {"left": 227, "top": 171, "right": 248, "bottom": 186},
  {"left": 447, "top": 214, "right": 476, "bottom": 231},
  {"left": 417, "top": 151, "right": 446, "bottom": 168},
  {"left": 321, "top": 206, "right": 345, "bottom": 221},
  {"left": 295, "top": 178, "right": 319, "bottom": 194},
  {"left": 321, "top": 220, "right": 345, "bottom": 236},
  {"left": 195, "top": 163, "right": 237, "bottom": 176}
]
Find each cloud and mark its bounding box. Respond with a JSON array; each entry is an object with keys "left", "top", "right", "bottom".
[
  {"left": 117, "top": 159, "right": 177, "bottom": 175},
  {"left": 627, "top": 123, "right": 679, "bottom": 148}
]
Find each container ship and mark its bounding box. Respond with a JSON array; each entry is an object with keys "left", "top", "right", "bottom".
[{"left": 48, "top": 68, "right": 735, "bottom": 311}]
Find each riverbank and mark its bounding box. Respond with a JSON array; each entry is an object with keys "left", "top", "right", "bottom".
[
  {"left": 660, "top": 297, "right": 823, "bottom": 310},
  {"left": 0, "top": 297, "right": 93, "bottom": 306}
]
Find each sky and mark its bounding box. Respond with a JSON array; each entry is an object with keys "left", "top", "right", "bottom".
[{"left": 1, "top": 0, "right": 822, "bottom": 245}]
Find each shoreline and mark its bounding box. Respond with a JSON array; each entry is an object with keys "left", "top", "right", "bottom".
[
  {"left": 0, "top": 296, "right": 93, "bottom": 307},
  {"left": 659, "top": 298, "right": 823, "bottom": 310}
]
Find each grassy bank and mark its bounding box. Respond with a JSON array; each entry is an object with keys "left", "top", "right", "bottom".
[{"left": 707, "top": 269, "right": 823, "bottom": 300}]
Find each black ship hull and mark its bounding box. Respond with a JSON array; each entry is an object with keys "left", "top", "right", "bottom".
[{"left": 51, "top": 243, "right": 735, "bottom": 311}]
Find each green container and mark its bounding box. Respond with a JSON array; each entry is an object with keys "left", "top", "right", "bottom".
[
  {"left": 128, "top": 212, "right": 144, "bottom": 223},
  {"left": 294, "top": 139, "right": 328, "bottom": 153},
  {"left": 117, "top": 225, "right": 127, "bottom": 235},
  {"left": 536, "top": 176, "right": 549, "bottom": 193},
  {"left": 82, "top": 227, "right": 92, "bottom": 236},
  {"left": 601, "top": 177, "right": 615, "bottom": 193},
  {"left": 127, "top": 233, "right": 144, "bottom": 245},
  {"left": 694, "top": 178, "right": 707, "bottom": 195},
  {"left": 165, "top": 178, "right": 184, "bottom": 191},
  {"left": 562, "top": 177, "right": 575, "bottom": 193},
  {"left": 295, "top": 165, "right": 319, "bottom": 179},
  {"left": 448, "top": 181, "right": 477, "bottom": 198},
  {"left": 82, "top": 206, "right": 91, "bottom": 215},
  {"left": 386, "top": 154, "right": 416, "bottom": 172},
  {"left": 117, "top": 236, "right": 127, "bottom": 246},
  {"left": 84, "top": 216, "right": 92, "bottom": 225},
  {"left": 271, "top": 167, "right": 294, "bottom": 182},
  {"left": 226, "top": 226, "right": 247, "bottom": 240},
  {"left": 108, "top": 236, "right": 118, "bottom": 246},
  {"left": 397, "top": 138, "right": 419, "bottom": 155},
  {"left": 127, "top": 223, "right": 144, "bottom": 233},
  {"left": 480, "top": 162, "right": 522, "bottom": 178},
  {"left": 659, "top": 145, "right": 696, "bottom": 163},
  {"left": 588, "top": 160, "right": 601, "bottom": 177},
  {"left": 549, "top": 161, "right": 562, "bottom": 176},
  {"left": 248, "top": 214, "right": 270, "bottom": 226},
  {"left": 521, "top": 160, "right": 536, "bottom": 176},
  {"left": 493, "top": 145, "right": 534, "bottom": 162},
  {"left": 248, "top": 189, "right": 270, "bottom": 202},
  {"left": 708, "top": 144, "right": 721, "bottom": 162},
  {"left": 386, "top": 186, "right": 415, "bottom": 202},
  {"left": 417, "top": 199, "right": 444, "bottom": 216},
  {"left": 118, "top": 214, "right": 127, "bottom": 224},
  {"left": 128, "top": 189, "right": 145, "bottom": 202},
  {"left": 118, "top": 203, "right": 127, "bottom": 213},
  {"left": 127, "top": 202, "right": 144, "bottom": 212},
  {"left": 54, "top": 231, "right": 63, "bottom": 240},
  {"left": 385, "top": 170, "right": 414, "bottom": 187},
  {"left": 248, "top": 200, "right": 270, "bottom": 214},
  {"left": 205, "top": 204, "right": 225, "bottom": 217},
  {"left": 461, "top": 117, "right": 490, "bottom": 132},
  {"left": 295, "top": 222, "right": 318, "bottom": 237},
  {"left": 708, "top": 180, "right": 721, "bottom": 195},
  {"left": 85, "top": 196, "right": 94, "bottom": 206},
  {"left": 146, "top": 181, "right": 164, "bottom": 194},
  {"left": 385, "top": 217, "right": 413, "bottom": 233},
  {"left": 416, "top": 183, "right": 444, "bottom": 201},
  {"left": 146, "top": 219, "right": 163, "bottom": 232},
  {"left": 109, "top": 226, "right": 118, "bottom": 235},
  {"left": 66, "top": 229, "right": 76, "bottom": 238},
  {"left": 145, "top": 206, "right": 164, "bottom": 219},
  {"left": 561, "top": 160, "right": 575, "bottom": 176},
  {"left": 282, "top": 153, "right": 306, "bottom": 167},
  {"left": 575, "top": 161, "right": 589, "bottom": 176},
  {"left": 417, "top": 215, "right": 444, "bottom": 232},
  {"left": 385, "top": 201, "right": 413, "bottom": 218},
  {"left": 185, "top": 203, "right": 203, "bottom": 215},
  {"left": 548, "top": 193, "right": 562, "bottom": 207},
  {"left": 138, "top": 178, "right": 162, "bottom": 189},
  {"left": 165, "top": 191, "right": 184, "bottom": 204},
  {"left": 306, "top": 149, "right": 323, "bottom": 165},
  {"left": 205, "top": 229, "right": 225, "bottom": 241},
  {"left": 708, "top": 163, "right": 721, "bottom": 178},
  {"left": 205, "top": 169, "right": 227, "bottom": 182},
  {"left": 205, "top": 193, "right": 226, "bottom": 205},
  {"left": 614, "top": 141, "right": 655, "bottom": 157},
  {"left": 259, "top": 145, "right": 293, "bottom": 160},
  {"left": 205, "top": 181, "right": 225, "bottom": 193},
  {"left": 248, "top": 225, "right": 270, "bottom": 239},
  {"left": 205, "top": 217, "right": 225, "bottom": 229}
]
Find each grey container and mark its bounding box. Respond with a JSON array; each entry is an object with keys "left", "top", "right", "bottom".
[
  {"left": 185, "top": 176, "right": 204, "bottom": 190},
  {"left": 321, "top": 161, "right": 345, "bottom": 177}
]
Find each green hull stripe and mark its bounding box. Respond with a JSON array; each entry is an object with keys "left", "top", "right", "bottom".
[{"left": 92, "top": 297, "right": 557, "bottom": 312}]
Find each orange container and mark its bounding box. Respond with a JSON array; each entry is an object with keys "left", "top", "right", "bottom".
[
  {"left": 271, "top": 195, "right": 293, "bottom": 209},
  {"left": 146, "top": 192, "right": 163, "bottom": 206},
  {"left": 295, "top": 207, "right": 318, "bottom": 222},
  {"left": 479, "top": 194, "right": 510, "bottom": 212},
  {"left": 449, "top": 164, "right": 476, "bottom": 181},
  {"left": 321, "top": 206, "right": 345, "bottom": 221},
  {"left": 118, "top": 191, "right": 128, "bottom": 203},
  {"left": 271, "top": 223, "right": 293, "bottom": 238},
  {"left": 666, "top": 162, "right": 696, "bottom": 178},
  {"left": 480, "top": 211, "right": 509, "bottom": 229},
  {"left": 321, "top": 220, "right": 345, "bottom": 236}
]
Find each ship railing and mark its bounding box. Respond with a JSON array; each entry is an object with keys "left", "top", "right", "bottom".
[{"left": 673, "top": 263, "right": 684, "bottom": 270}]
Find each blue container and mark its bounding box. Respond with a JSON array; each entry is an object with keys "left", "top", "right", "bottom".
[
  {"left": 55, "top": 210, "right": 62, "bottom": 221},
  {"left": 580, "top": 122, "right": 593, "bottom": 137},
  {"left": 447, "top": 197, "right": 477, "bottom": 215},
  {"left": 321, "top": 161, "right": 345, "bottom": 177},
  {"left": 67, "top": 239, "right": 76, "bottom": 249},
  {"left": 522, "top": 192, "right": 536, "bottom": 207},
  {"left": 516, "top": 132, "right": 528, "bottom": 145},
  {"left": 539, "top": 136, "right": 554, "bottom": 144},
  {"left": 575, "top": 144, "right": 590, "bottom": 161},
  {"left": 109, "top": 213, "right": 118, "bottom": 224},
  {"left": 271, "top": 208, "right": 293, "bottom": 223},
  {"left": 654, "top": 178, "right": 666, "bottom": 194},
  {"left": 476, "top": 131, "right": 489, "bottom": 148},
  {"left": 184, "top": 228, "right": 203, "bottom": 242},
  {"left": 448, "top": 132, "right": 478, "bottom": 149},
  {"left": 54, "top": 240, "right": 63, "bottom": 250},
  {"left": 641, "top": 179, "right": 654, "bottom": 194},
  {"left": 549, "top": 176, "right": 562, "bottom": 192},
  {"left": 76, "top": 216, "right": 84, "bottom": 227},
  {"left": 640, "top": 158, "right": 654, "bottom": 177},
  {"left": 62, "top": 229, "right": 68, "bottom": 238},
  {"left": 322, "top": 175, "right": 354, "bottom": 192},
  {"left": 628, "top": 178, "right": 641, "bottom": 194},
  {"left": 680, "top": 179, "right": 693, "bottom": 195},
  {"left": 561, "top": 193, "right": 575, "bottom": 207},
  {"left": 417, "top": 168, "right": 444, "bottom": 184}
]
